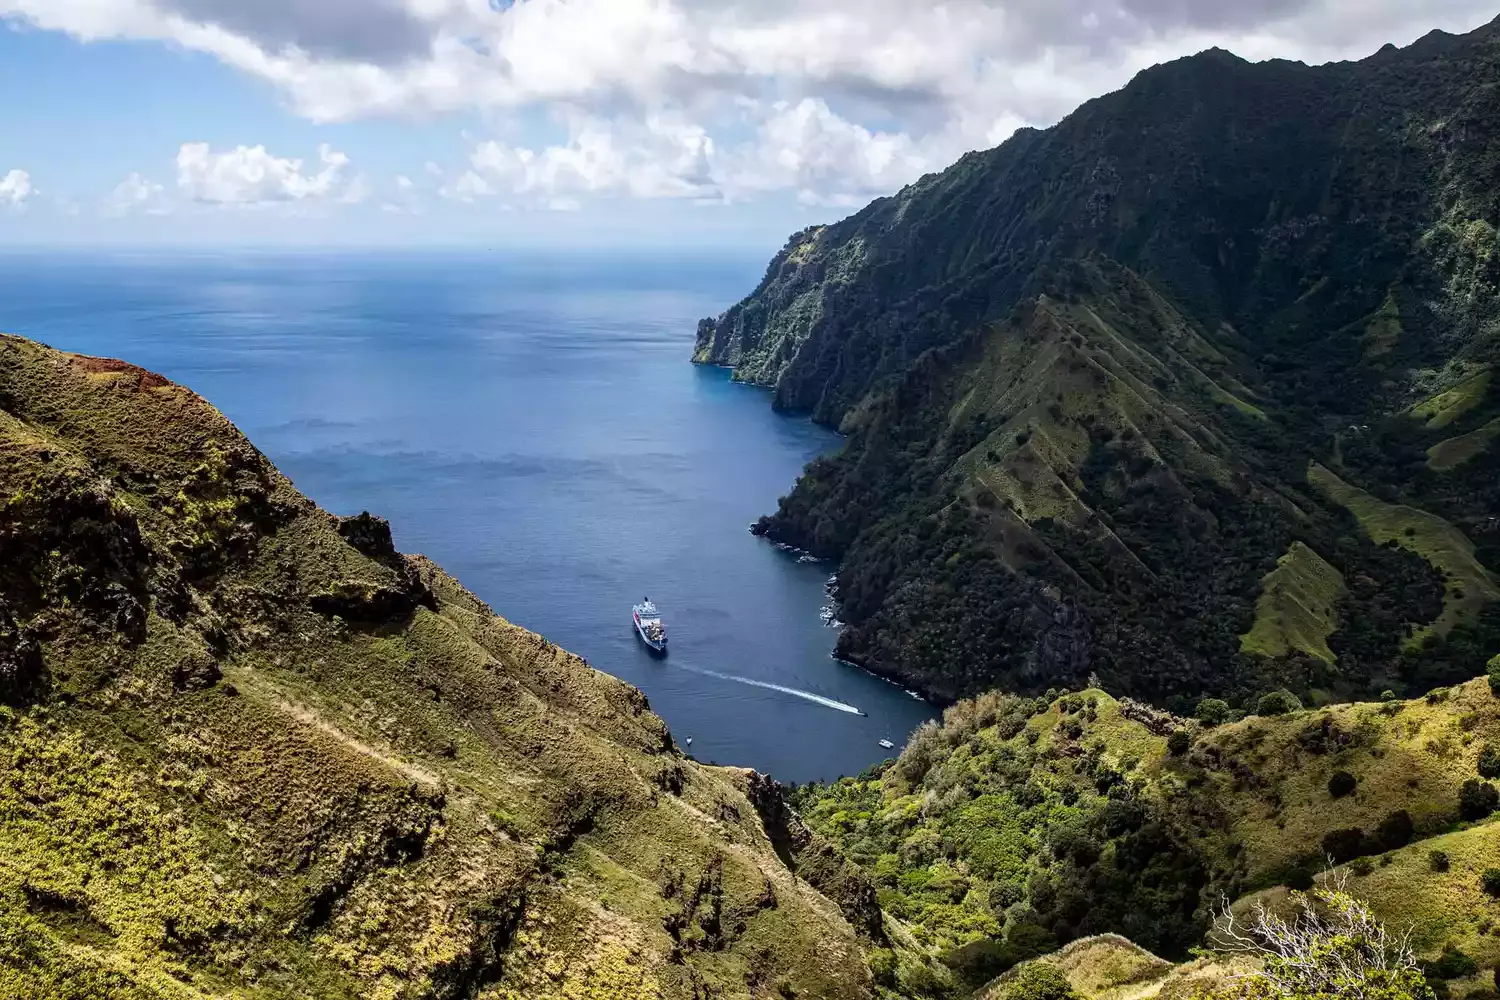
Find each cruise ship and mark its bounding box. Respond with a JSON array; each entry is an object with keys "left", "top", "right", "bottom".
[{"left": 632, "top": 598, "right": 667, "bottom": 653}]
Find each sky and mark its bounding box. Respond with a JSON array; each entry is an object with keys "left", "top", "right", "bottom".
[{"left": 0, "top": 0, "right": 1495, "bottom": 249}]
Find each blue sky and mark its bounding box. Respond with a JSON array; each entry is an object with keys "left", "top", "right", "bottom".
[{"left": 0, "top": 0, "right": 1494, "bottom": 248}]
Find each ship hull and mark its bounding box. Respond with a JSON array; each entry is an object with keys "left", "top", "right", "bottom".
[{"left": 633, "top": 614, "right": 667, "bottom": 653}]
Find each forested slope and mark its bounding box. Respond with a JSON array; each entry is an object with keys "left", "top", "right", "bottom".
[
  {"left": 697, "top": 17, "right": 1500, "bottom": 709},
  {"left": 795, "top": 676, "right": 1500, "bottom": 998}
]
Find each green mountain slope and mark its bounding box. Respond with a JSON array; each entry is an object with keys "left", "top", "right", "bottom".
[
  {"left": 698, "top": 18, "right": 1500, "bottom": 709},
  {"left": 0, "top": 335, "right": 878, "bottom": 1000},
  {"left": 795, "top": 678, "right": 1500, "bottom": 998}
]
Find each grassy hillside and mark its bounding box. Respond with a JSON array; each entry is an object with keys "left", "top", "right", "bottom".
[
  {"left": 972, "top": 937, "right": 1250, "bottom": 1000},
  {"left": 1240, "top": 542, "right": 1347, "bottom": 664},
  {"left": 1429, "top": 418, "right": 1500, "bottom": 472},
  {"left": 698, "top": 17, "right": 1500, "bottom": 709},
  {"left": 1310, "top": 462, "right": 1500, "bottom": 638},
  {"left": 0, "top": 335, "right": 877, "bottom": 1000},
  {"left": 794, "top": 678, "right": 1500, "bottom": 997}
]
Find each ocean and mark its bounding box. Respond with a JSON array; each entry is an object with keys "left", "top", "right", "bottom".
[{"left": 0, "top": 249, "right": 936, "bottom": 783}]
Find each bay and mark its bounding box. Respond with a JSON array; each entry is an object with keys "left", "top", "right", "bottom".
[{"left": 0, "top": 249, "right": 936, "bottom": 783}]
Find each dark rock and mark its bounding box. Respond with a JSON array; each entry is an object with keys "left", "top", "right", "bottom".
[
  {"left": 743, "top": 771, "right": 885, "bottom": 942},
  {"left": 336, "top": 512, "right": 401, "bottom": 563}
]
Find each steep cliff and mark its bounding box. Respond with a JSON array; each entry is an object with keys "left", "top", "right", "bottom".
[
  {"left": 697, "top": 18, "right": 1500, "bottom": 709},
  {"left": 0, "top": 335, "right": 877, "bottom": 1000}
]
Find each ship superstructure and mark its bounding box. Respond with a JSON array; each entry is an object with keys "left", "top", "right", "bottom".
[{"left": 632, "top": 598, "right": 667, "bottom": 652}]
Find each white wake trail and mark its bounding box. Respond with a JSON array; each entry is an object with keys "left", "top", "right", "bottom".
[{"left": 678, "top": 663, "right": 864, "bottom": 716}]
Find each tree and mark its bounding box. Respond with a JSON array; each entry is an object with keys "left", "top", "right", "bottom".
[
  {"left": 1488, "top": 654, "right": 1500, "bottom": 697},
  {"left": 1197, "top": 698, "right": 1232, "bottom": 725},
  {"left": 1329, "top": 771, "right": 1358, "bottom": 799},
  {"left": 1423, "top": 947, "right": 1477, "bottom": 982},
  {"left": 1258, "top": 690, "right": 1303, "bottom": 716},
  {"left": 996, "top": 961, "right": 1079, "bottom": 1000},
  {"left": 1480, "top": 745, "right": 1500, "bottom": 780},
  {"left": 1167, "top": 730, "right": 1192, "bottom": 756},
  {"left": 1321, "top": 828, "right": 1368, "bottom": 865},
  {"left": 1459, "top": 780, "right": 1499, "bottom": 821},
  {"left": 1375, "top": 811, "right": 1414, "bottom": 852},
  {"left": 1211, "top": 875, "right": 1435, "bottom": 1000}
]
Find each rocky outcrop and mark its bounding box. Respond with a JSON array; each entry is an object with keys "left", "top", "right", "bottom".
[{"left": 741, "top": 769, "right": 886, "bottom": 942}]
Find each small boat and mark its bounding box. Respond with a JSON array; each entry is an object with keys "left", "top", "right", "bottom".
[
  {"left": 632, "top": 597, "right": 668, "bottom": 653},
  {"left": 685, "top": 737, "right": 693, "bottom": 746},
  {"left": 879, "top": 739, "right": 896, "bottom": 750}
]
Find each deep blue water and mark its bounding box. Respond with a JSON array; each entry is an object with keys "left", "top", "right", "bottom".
[{"left": 0, "top": 250, "right": 935, "bottom": 783}]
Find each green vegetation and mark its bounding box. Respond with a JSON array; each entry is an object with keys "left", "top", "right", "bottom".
[
  {"left": 1241, "top": 543, "right": 1348, "bottom": 664},
  {"left": 1427, "top": 418, "right": 1500, "bottom": 472},
  {"left": 1212, "top": 882, "right": 1437, "bottom": 1000},
  {"left": 795, "top": 678, "right": 1500, "bottom": 997},
  {"left": 1310, "top": 463, "right": 1500, "bottom": 639},
  {"left": 0, "top": 336, "right": 876, "bottom": 1000},
  {"left": 1363, "top": 290, "right": 1404, "bottom": 358},
  {"left": 1410, "top": 368, "right": 1493, "bottom": 431},
  {"left": 696, "top": 17, "right": 1500, "bottom": 710}
]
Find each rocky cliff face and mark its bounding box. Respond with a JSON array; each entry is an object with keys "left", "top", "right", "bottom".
[
  {"left": 0, "top": 334, "right": 876, "bottom": 1000},
  {"left": 698, "top": 19, "right": 1500, "bottom": 710},
  {"left": 696, "top": 23, "right": 1500, "bottom": 426}
]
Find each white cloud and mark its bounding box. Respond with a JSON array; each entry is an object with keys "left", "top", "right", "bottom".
[
  {"left": 104, "top": 172, "right": 171, "bottom": 216},
  {"left": 437, "top": 169, "right": 494, "bottom": 204},
  {"left": 453, "top": 101, "right": 957, "bottom": 207},
  {"left": 380, "top": 173, "right": 426, "bottom": 215},
  {"left": 736, "top": 99, "right": 934, "bottom": 205},
  {"left": 2, "top": 0, "right": 1496, "bottom": 208},
  {"left": 175, "top": 142, "right": 354, "bottom": 205},
  {"left": 0, "top": 169, "right": 33, "bottom": 209},
  {"left": 465, "top": 114, "right": 719, "bottom": 204}
]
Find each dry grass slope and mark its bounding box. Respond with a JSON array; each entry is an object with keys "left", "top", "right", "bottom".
[
  {"left": 1309, "top": 462, "right": 1499, "bottom": 638},
  {"left": 0, "top": 334, "right": 875, "bottom": 1000},
  {"left": 1240, "top": 542, "right": 1347, "bottom": 663},
  {"left": 1428, "top": 418, "right": 1500, "bottom": 472},
  {"left": 1410, "top": 367, "right": 1493, "bottom": 430},
  {"left": 973, "top": 938, "right": 1250, "bottom": 1000}
]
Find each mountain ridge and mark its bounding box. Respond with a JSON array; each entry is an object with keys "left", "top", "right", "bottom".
[
  {"left": 0, "top": 333, "right": 880, "bottom": 1000},
  {"left": 696, "top": 16, "right": 1500, "bottom": 711}
]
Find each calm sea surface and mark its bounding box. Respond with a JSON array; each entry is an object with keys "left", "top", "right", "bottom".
[{"left": 0, "top": 250, "right": 935, "bottom": 783}]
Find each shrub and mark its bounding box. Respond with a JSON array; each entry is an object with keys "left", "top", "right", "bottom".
[
  {"left": 988, "top": 880, "right": 1024, "bottom": 912},
  {"left": 1484, "top": 869, "right": 1500, "bottom": 898},
  {"left": 1167, "top": 730, "right": 1191, "bottom": 756},
  {"left": 1329, "top": 770, "right": 1358, "bottom": 799},
  {"left": 1424, "top": 947, "right": 1478, "bottom": 981},
  {"left": 1376, "top": 810, "right": 1415, "bottom": 851},
  {"left": 1350, "top": 857, "right": 1375, "bottom": 876},
  {"left": 998, "top": 961, "right": 1078, "bottom": 1000},
  {"left": 1196, "top": 698, "right": 1232, "bottom": 726},
  {"left": 898, "top": 960, "right": 952, "bottom": 997},
  {"left": 1382, "top": 690, "right": 1399, "bottom": 702},
  {"left": 1212, "top": 880, "right": 1436, "bottom": 1000},
  {"left": 1480, "top": 745, "right": 1500, "bottom": 779},
  {"left": 1257, "top": 689, "right": 1302, "bottom": 716},
  {"left": 1430, "top": 850, "right": 1451, "bottom": 872},
  {"left": 1460, "top": 780, "right": 1499, "bottom": 821},
  {"left": 868, "top": 948, "right": 898, "bottom": 988},
  {"left": 1488, "top": 655, "right": 1500, "bottom": 697},
  {"left": 1321, "top": 827, "right": 1369, "bottom": 865}
]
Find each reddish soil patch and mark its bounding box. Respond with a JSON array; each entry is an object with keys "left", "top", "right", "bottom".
[{"left": 69, "top": 354, "right": 173, "bottom": 390}]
